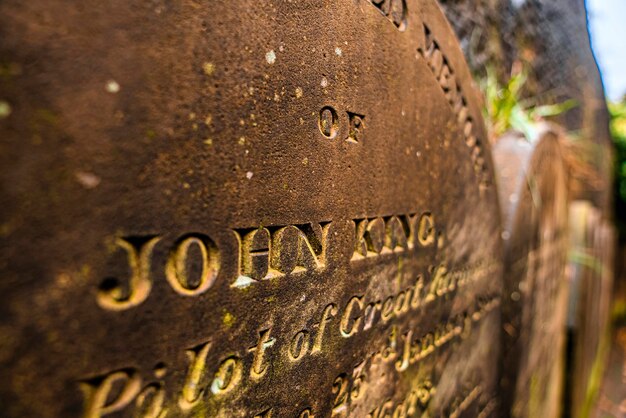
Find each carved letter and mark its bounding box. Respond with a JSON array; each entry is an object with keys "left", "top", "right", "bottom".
[
  {"left": 239, "top": 228, "right": 271, "bottom": 281},
  {"left": 428, "top": 264, "right": 449, "bottom": 298},
  {"left": 363, "top": 301, "right": 382, "bottom": 331},
  {"left": 417, "top": 213, "right": 436, "bottom": 247},
  {"left": 271, "top": 225, "right": 327, "bottom": 274},
  {"left": 270, "top": 226, "right": 299, "bottom": 274},
  {"left": 346, "top": 112, "right": 365, "bottom": 144},
  {"left": 298, "top": 409, "right": 314, "bottom": 418},
  {"left": 179, "top": 341, "right": 212, "bottom": 410},
  {"left": 312, "top": 303, "right": 338, "bottom": 353},
  {"left": 288, "top": 330, "right": 310, "bottom": 361},
  {"left": 81, "top": 370, "right": 142, "bottom": 418},
  {"left": 135, "top": 383, "right": 167, "bottom": 418},
  {"left": 366, "top": 218, "right": 386, "bottom": 254},
  {"left": 248, "top": 329, "right": 275, "bottom": 379},
  {"left": 428, "top": 48, "right": 444, "bottom": 78},
  {"left": 395, "top": 330, "right": 413, "bottom": 372},
  {"left": 211, "top": 357, "right": 243, "bottom": 394},
  {"left": 410, "top": 275, "right": 425, "bottom": 309},
  {"left": 341, "top": 296, "right": 364, "bottom": 338},
  {"left": 439, "top": 62, "right": 453, "bottom": 92},
  {"left": 353, "top": 219, "right": 369, "bottom": 259},
  {"left": 394, "top": 290, "right": 410, "bottom": 316},
  {"left": 389, "top": 0, "right": 407, "bottom": 30},
  {"left": 385, "top": 216, "right": 408, "bottom": 252},
  {"left": 97, "top": 236, "right": 161, "bottom": 311},
  {"left": 166, "top": 234, "right": 219, "bottom": 296},
  {"left": 380, "top": 296, "right": 395, "bottom": 322},
  {"left": 296, "top": 223, "right": 327, "bottom": 270}
]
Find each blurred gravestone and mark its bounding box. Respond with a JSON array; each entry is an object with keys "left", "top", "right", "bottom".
[
  {"left": 567, "top": 202, "right": 616, "bottom": 418},
  {"left": 0, "top": 1, "right": 504, "bottom": 416},
  {"left": 440, "top": 1, "right": 616, "bottom": 414},
  {"left": 493, "top": 127, "right": 570, "bottom": 418}
]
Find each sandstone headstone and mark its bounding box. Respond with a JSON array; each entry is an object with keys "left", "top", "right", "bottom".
[
  {"left": 566, "top": 202, "right": 615, "bottom": 418},
  {"left": 493, "top": 127, "right": 570, "bottom": 418},
  {"left": 0, "top": 1, "right": 503, "bottom": 416}
]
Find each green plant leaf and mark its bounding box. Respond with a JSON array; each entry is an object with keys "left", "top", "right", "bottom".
[
  {"left": 481, "top": 64, "right": 578, "bottom": 142},
  {"left": 531, "top": 99, "right": 578, "bottom": 118}
]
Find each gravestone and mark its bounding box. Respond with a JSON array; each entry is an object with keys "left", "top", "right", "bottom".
[
  {"left": 493, "top": 127, "right": 570, "bottom": 418},
  {"left": 567, "top": 202, "right": 615, "bottom": 418},
  {"left": 0, "top": 1, "right": 503, "bottom": 416}
]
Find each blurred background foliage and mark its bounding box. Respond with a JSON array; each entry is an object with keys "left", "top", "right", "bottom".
[{"left": 482, "top": 63, "right": 577, "bottom": 142}]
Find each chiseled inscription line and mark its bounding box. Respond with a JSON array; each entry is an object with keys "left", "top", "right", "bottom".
[
  {"left": 389, "top": 295, "right": 501, "bottom": 374},
  {"left": 418, "top": 24, "right": 491, "bottom": 190},
  {"left": 96, "top": 211, "right": 443, "bottom": 311},
  {"left": 328, "top": 294, "right": 500, "bottom": 414},
  {"left": 338, "top": 260, "right": 499, "bottom": 340}
]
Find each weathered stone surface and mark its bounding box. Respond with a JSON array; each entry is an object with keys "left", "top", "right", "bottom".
[
  {"left": 493, "top": 127, "right": 570, "bottom": 418},
  {"left": 0, "top": 1, "right": 503, "bottom": 417}
]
